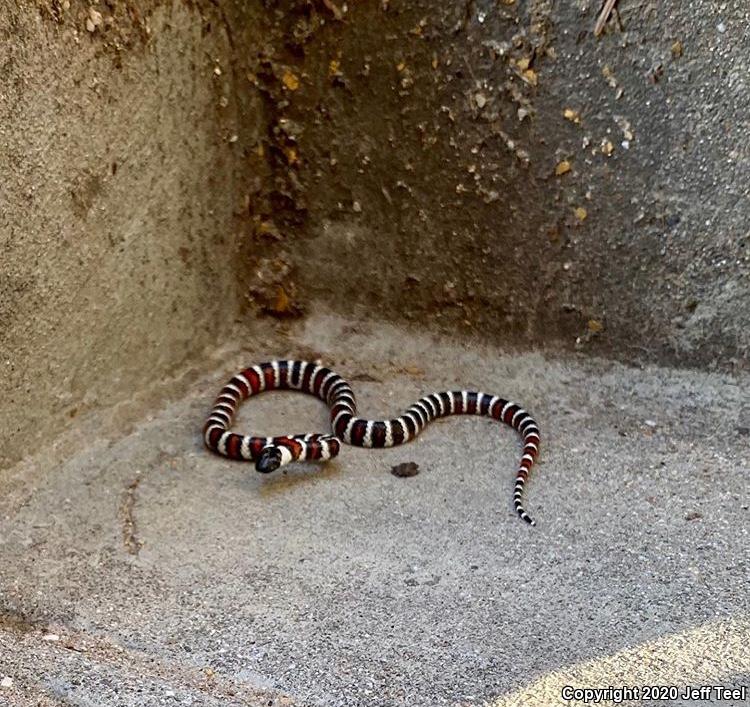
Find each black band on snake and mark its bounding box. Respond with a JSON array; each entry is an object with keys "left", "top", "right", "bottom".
[{"left": 204, "top": 360, "right": 541, "bottom": 525}]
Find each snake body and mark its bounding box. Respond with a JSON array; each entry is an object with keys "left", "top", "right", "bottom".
[{"left": 204, "top": 360, "right": 541, "bottom": 525}]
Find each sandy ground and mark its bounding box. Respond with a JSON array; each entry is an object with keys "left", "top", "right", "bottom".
[{"left": 1, "top": 314, "right": 748, "bottom": 706}]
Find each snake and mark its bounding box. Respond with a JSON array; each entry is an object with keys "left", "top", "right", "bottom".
[{"left": 203, "top": 360, "right": 541, "bottom": 525}]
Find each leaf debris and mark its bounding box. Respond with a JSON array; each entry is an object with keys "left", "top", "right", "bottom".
[{"left": 555, "top": 160, "right": 572, "bottom": 176}]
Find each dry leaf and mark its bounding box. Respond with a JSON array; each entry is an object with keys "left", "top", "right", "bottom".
[
  {"left": 671, "top": 40, "right": 683, "bottom": 58},
  {"left": 563, "top": 108, "right": 581, "bottom": 124},
  {"left": 283, "top": 146, "right": 299, "bottom": 165},
  {"left": 86, "top": 7, "right": 103, "bottom": 32},
  {"left": 329, "top": 59, "right": 341, "bottom": 76},
  {"left": 587, "top": 318, "right": 603, "bottom": 332},
  {"left": 602, "top": 65, "right": 617, "bottom": 88},
  {"left": 272, "top": 287, "right": 292, "bottom": 314},
  {"left": 522, "top": 69, "right": 538, "bottom": 86},
  {"left": 601, "top": 139, "right": 614, "bottom": 156},
  {"left": 555, "top": 160, "right": 572, "bottom": 176},
  {"left": 281, "top": 70, "right": 300, "bottom": 91},
  {"left": 574, "top": 207, "right": 588, "bottom": 221},
  {"left": 256, "top": 221, "right": 283, "bottom": 241},
  {"left": 409, "top": 19, "right": 427, "bottom": 37}
]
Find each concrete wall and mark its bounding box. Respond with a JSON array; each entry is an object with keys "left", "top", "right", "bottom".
[
  {"left": 241, "top": 0, "right": 748, "bottom": 370},
  {"left": 0, "top": 0, "right": 260, "bottom": 467},
  {"left": 2, "top": 0, "right": 747, "bottom": 465}
]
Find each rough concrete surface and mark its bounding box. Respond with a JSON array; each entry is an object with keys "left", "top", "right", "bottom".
[
  {"left": 239, "top": 0, "right": 750, "bottom": 370},
  {"left": 0, "top": 0, "right": 258, "bottom": 467},
  {"left": 1, "top": 314, "right": 748, "bottom": 706}
]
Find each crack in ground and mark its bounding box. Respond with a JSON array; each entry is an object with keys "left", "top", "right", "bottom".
[{"left": 119, "top": 473, "right": 143, "bottom": 556}]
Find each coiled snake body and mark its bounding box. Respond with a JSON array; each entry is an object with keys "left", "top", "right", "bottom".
[{"left": 204, "top": 360, "right": 541, "bottom": 525}]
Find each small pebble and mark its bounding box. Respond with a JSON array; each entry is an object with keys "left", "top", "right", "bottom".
[
  {"left": 391, "top": 462, "right": 419, "bottom": 478},
  {"left": 1, "top": 677, "right": 12, "bottom": 688},
  {"left": 644, "top": 419, "right": 657, "bottom": 428},
  {"left": 717, "top": 22, "right": 726, "bottom": 33},
  {"left": 42, "top": 633, "right": 59, "bottom": 642}
]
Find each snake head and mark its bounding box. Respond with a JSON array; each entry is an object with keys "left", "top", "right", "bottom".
[{"left": 255, "top": 446, "right": 283, "bottom": 473}]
